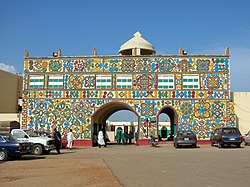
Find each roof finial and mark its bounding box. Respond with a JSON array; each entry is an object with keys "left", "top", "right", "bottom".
[
  {"left": 225, "top": 47, "right": 229, "bottom": 55},
  {"left": 134, "top": 31, "right": 142, "bottom": 38},
  {"left": 58, "top": 48, "right": 61, "bottom": 57},
  {"left": 24, "top": 50, "right": 29, "bottom": 58},
  {"left": 179, "top": 47, "right": 183, "bottom": 55},
  {"left": 93, "top": 48, "right": 97, "bottom": 56}
]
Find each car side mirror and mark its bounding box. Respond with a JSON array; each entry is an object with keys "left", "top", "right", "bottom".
[{"left": 24, "top": 135, "right": 29, "bottom": 139}]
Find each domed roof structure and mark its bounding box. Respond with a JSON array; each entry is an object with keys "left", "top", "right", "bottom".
[{"left": 119, "top": 32, "right": 156, "bottom": 55}]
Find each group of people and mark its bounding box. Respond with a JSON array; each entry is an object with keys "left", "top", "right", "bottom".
[
  {"left": 53, "top": 128, "right": 74, "bottom": 154},
  {"left": 116, "top": 131, "right": 134, "bottom": 145},
  {"left": 52, "top": 127, "right": 136, "bottom": 151}
]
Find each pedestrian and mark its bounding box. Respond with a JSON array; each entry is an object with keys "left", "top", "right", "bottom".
[
  {"left": 125, "top": 132, "right": 129, "bottom": 144},
  {"left": 98, "top": 129, "right": 106, "bottom": 148},
  {"left": 121, "top": 132, "right": 126, "bottom": 145},
  {"left": 128, "top": 131, "right": 134, "bottom": 144},
  {"left": 53, "top": 128, "right": 61, "bottom": 154},
  {"left": 116, "top": 131, "right": 122, "bottom": 145},
  {"left": 135, "top": 131, "right": 138, "bottom": 145},
  {"left": 66, "top": 129, "right": 74, "bottom": 150},
  {"left": 93, "top": 133, "right": 98, "bottom": 146}
]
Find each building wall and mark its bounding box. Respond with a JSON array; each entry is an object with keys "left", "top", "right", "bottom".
[
  {"left": 0, "top": 114, "right": 19, "bottom": 121},
  {"left": 0, "top": 69, "right": 22, "bottom": 113},
  {"left": 22, "top": 56, "right": 236, "bottom": 142},
  {"left": 232, "top": 92, "right": 250, "bottom": 134}
]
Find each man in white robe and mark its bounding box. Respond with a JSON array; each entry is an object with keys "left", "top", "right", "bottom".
[
  {"left": 67, "top": 129, "right": 74, "bottom": 150},
  {"left": 98, "top": 129, "right": 106, "bottom": 148}
]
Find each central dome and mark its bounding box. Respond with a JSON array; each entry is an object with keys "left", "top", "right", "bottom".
[{"left": 119, "top": 32, "right": 156, "bottom": 56}]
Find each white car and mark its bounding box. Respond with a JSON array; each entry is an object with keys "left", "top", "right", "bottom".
[{"left": 11, "top": 129, "right": 55, "bottom": 155}]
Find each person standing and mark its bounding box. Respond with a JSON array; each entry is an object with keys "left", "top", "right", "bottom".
[
  {"left": 98, "top": 129, "right": 106, "bottom": 148},
  {"left": 135, "top": 131, "right": 138, "bottom": 145},
  {"left": 116, "top": 131, "right": 122, "bottom": 145},
  {"left": 67, "top": 129, "right": 74, "bottom": 150},
  {"left": 121, "top": 132, "right": 126, "bottom": 145},
  {"left": 128, "top": 131, "right": 134, "bottom": 144},
  {"left": 53, "top": 128, "right": 61, "bottom": 154}
]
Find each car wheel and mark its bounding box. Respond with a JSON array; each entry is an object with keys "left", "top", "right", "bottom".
[
  {"left": 237, "top": 143, "right": 241, "bottom": 148},
  {"left": 193, "top": 144, "right": 197, "bottom": 148},
  {"left": 0, "top": 150, "right": 8, "bottom": 161},
  {"left": 33, "top": 145, "right": 43, "bottom": 155}
]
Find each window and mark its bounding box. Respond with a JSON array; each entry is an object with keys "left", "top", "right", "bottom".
[
  {"left": 48, "top": 75, "right": 64, "bottom": 89},
  {"left": 116, "top": 75, "right": 132, "bottom": 89},
  {"left": 182, "top": 74, "right": 200, "bottom": 89},
  {"left": 29, "top": 75, "right": 44, "bottom": 89},
  {"left": 158, "top": 75, "right": 175, "bottom": 89},
  {"left": 12, "top": 131, "right": 25, "bottom": 138},
  {"left": 96, "top": 75, "right": 112, "bottom": 89}
]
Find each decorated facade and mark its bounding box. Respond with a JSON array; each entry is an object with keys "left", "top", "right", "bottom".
[{"left": 21, "top": 32, "right": 236, "bottom": 145}]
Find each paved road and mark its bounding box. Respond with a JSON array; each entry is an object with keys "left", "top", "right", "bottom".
[{"left": 47, "top": 144, "right": 250, "bottom": 187}]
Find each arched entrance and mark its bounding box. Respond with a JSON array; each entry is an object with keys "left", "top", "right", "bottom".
[
  {"left": 157, "top": 106, "right": 178, "bottom": 141},
  {"left": 91, "top": 102, "right": 139, "bottom": 146}
]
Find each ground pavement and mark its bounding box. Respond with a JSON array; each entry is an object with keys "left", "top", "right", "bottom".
[{"left": 1, "top": 144, "right": 250, "bottom": 187}]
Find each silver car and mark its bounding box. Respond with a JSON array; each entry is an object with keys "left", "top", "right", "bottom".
[{"left": 174, "top": 130, "right": 197, "bottom": 148}]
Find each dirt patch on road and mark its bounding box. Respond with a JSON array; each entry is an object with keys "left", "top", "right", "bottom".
[{"left": 0, "top": 158, "right": 121, "bottom": 187}]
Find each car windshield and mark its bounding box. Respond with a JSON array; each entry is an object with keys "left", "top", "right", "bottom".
[
  {"left": 24, "top": 130, "right": 38, "bottom": 137},
  {"left": 178, "top": 131, "right": 194, "bottom": 136},
  {"left": 222, "top": 128, "right": 240, "bottom": 134},
  {"left": 1, "top": 134, "right": 18, "bottom": 142}
]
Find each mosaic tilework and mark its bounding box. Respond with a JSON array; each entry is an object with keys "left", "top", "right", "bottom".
[{"left": 22, "top": 56, "right": 236, "bottom": 141}]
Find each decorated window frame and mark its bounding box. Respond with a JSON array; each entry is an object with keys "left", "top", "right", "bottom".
[
  {"left": 157, "top": 74, "right": 175, "bottom": 89},
  {"left": 182, "top": 74, "right": 200, "bottom": 89},
  {"left": 116, "top": 75, "right": 133, "bottom": 89},
  {"left": 47, "top": 75, "right": 64, "bottom": 89},
  {"left": 28, "top": 75, "right": 45, "bottom": 89},
  {"left": 95, "top": 75, "right": 113, "bottom": 89}
]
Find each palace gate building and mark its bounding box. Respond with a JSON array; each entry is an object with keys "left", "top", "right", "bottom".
[{"left": 21, "top": 32, "right": 236, "bottom": 145}]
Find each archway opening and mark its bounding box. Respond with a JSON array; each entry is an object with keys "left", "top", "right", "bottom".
[
  {"left": 157, "top": 107, "right": 178, "bottom": 141},
  {"left": 91, "top": 102, "right": 139, "bottom": 146}
]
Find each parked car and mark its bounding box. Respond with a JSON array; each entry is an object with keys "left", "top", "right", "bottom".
[
  {"left": 210, "top": 127, "right": 244, "bottom": 148},
  {"left": 11, "top": 129, "right": 55, "bottom": 155},
  {"left": 34, "top": 130, "right": 67, "bottom": 149},
  {"left": 0, "top": 133, "right": 34, "bottom": 161},
  {"left": 244, "top": 131, "right": 250, "bottom": 146},
  {"left": 173, "top": 130, "right": 197, "bottom": 148}
]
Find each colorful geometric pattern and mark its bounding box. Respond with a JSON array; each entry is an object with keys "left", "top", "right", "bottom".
[{"left": 22, "top": 56, "right": 236, "bottom": 141}]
